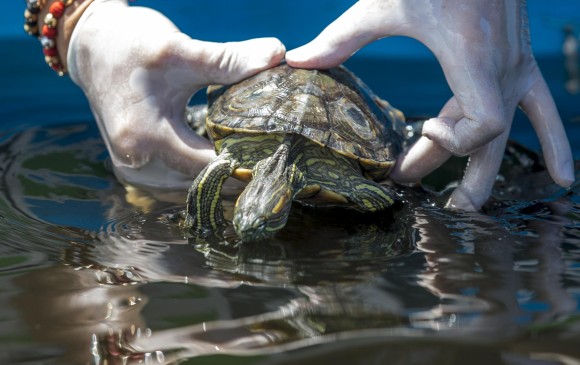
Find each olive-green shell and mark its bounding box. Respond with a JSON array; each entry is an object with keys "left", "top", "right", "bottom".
[{"left": 206, "top": 64, "right": 405, "bottom": 170}]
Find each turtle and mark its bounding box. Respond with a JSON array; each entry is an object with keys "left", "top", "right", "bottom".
[{"left": 185, "top": 63, "right": 406, "bottom": 242}]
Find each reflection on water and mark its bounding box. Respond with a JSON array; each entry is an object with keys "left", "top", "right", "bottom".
[{"left": 0, "top": 122, "right": 579, "bottom": 365}]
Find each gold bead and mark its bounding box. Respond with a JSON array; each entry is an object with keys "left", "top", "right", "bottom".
[
  {"left": 45, "top": 55, "right": 60, "bottom": 65},
  {"left": 24, "top": 9, "right": 38, "bottom": 22},
  {"left": 44, "top": 18, "right": 58, "bottom": 28},
  {"left": 44, "top": 16, "right": 58, "bottom": 28}
]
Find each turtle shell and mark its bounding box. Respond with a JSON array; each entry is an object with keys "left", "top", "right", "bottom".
[{"left": 205, "top": 64, "right": 405, "bottom": 171}]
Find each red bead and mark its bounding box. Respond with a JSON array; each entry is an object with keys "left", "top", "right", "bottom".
[
  {"left": 49, "top": 1, "right": 66, "bottom": 18},
  {"left": 43, "top": 47, "right": 58, "bottom": 57},
  {"left": 42, "top": 24, "right": 57, "bottom": 38}
]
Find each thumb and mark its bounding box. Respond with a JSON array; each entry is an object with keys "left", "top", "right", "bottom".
[
  {"left": 286, "top": 0, "right": 402, "bottom": 69},
  {"left": 178, "top": 37, "right": 286, "bottom": 88},
  {"left": 130, "top": 36, "right": 285, "bottom": 114}
]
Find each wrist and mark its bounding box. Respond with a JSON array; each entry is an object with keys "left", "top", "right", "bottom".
[{"left": 35, "top": 0, "right": 94, "bottom": 75}]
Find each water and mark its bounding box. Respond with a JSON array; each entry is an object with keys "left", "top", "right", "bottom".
[{"left": 1, "top": 38, "right": 580, "bottom": 364}]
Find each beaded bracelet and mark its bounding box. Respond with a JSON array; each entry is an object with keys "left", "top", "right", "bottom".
[
  {"left": 23, "top": 0, "right": 41, "bottom": 37},
  {"left": 24, "top": 0, "right": 75, "bottom": 76}
]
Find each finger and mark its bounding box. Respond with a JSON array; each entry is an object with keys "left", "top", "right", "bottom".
[
  {"left": 439, "top": 97, "right": 463, "bottom": 120},
  {"left": 446, "top": 128, "right": 510, "bottom": 211},
  {"left": 519, "top": 72, "right": 575, "bottom": 188},
  {"left": 390, "top": 137, "right": 451, "bottom": 183},
  {"left": 286, "top": 0, "right": 406, "bottom": 69},
  {"left": 423, "top": 62, "right": 507, "bottom": 156},
  {"left": 422, "top": 109, "right": 506, "bottom": 157},
  {"left": 390, "top": 97, "right": 460, "bottom": 183}
]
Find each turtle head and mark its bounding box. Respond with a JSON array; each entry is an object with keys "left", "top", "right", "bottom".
[
  {"left": 233, "top": 143, "right": 305, "bottom": 242},
  {"left": 233, "top": 181, "right": 293, "bottom": 242}
]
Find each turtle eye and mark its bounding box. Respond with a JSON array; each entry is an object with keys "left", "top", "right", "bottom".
[{"left": 256, "top": 220, "right": 267, "bottom": 232}]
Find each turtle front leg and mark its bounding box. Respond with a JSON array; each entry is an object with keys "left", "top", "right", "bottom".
[
  {"left": 348, "top": 178, "right": 397, "bottom": 213},
  {"left": 185, "top": 153, "right": 237, "bottom": 235}
]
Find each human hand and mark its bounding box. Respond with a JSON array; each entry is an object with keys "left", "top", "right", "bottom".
[
  {"left": 286, "top": 0, "right": 574, "bottom": 210},
  {"left": 67, "top": 0, "right": 285, "bottom": 192}
]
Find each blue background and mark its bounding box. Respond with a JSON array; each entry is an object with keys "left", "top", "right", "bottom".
[{"left": 3, "top": 1, "right": 579, "bottom": 56}]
